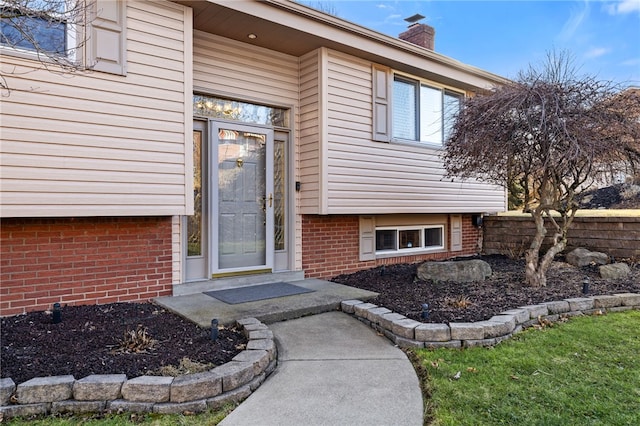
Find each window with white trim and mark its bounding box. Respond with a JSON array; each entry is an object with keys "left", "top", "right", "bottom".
[
  {"left": 0, "top": 0, "right": 76, "bottom": 58},
  {"left": 391, "top": 75, "right": 462, "bottom": 145},
  {"left": 0, "top": 0, "right": 127, "bottom": 75},
  {"left": 375, "top": 225, "right": 445, "bottom": 254}
]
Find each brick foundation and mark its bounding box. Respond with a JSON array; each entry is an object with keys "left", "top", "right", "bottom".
[
  {"left": 302, "top": 215, "right": 481, "bottom": 279},
  {"left": 0, "top": 217, "right": 173, "bottom": 317}
]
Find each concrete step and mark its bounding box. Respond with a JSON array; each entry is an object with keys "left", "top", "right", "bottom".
[{"left": 172, "top": 271, "right": 306, "bottom": 296}]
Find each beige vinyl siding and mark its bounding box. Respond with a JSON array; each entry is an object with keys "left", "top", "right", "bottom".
[
  {"left": 324, "top": 50, "right": 506, "bottom": 214},
  {"left": 0, "top": 0, "right": 191, "bottom": 218},
  {"left": 299, "top": 49, "right": 322, "bottom": 214},
  {"left": 193, "top": 31, "right": 299, "bottom": 107}
]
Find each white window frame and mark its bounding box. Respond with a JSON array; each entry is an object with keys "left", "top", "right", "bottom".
[
  {"left": 391, "top": 73, "right": 463, "bottom": 147},
  {"left": 375, "top": 224, "right": 445, "bottom": 256},
  {"left": 0, "top": 0, "right": 78, "bottom": 61}
]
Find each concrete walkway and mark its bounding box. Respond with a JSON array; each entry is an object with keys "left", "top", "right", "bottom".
[{"left": 220, "top": 311, "right": 424, "bottom": 426}]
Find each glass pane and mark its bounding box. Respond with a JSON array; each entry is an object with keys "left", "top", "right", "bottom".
[
  {"left": 425, "top": 227, "right": 443, "bottom": 247},
  {"left": 1, "top": 14, "right": 66, "bottom": 55},
  {"left": 420, "top": 85, "right": 443, "bottom": 144},
  {"left": 218, "top": 129, "right": 267, "bottom": 269},
  {"left": 399, "top": 229, "right": 421, "bottom": 249},
  {"left": 392, "top": 78, "right": 416, "bottom": 140},
  {"left": 194, "top": 95, "right": 289, "bottom": 127},
  {"left": 187, "top": 130, "right": 203, "bottom": 256},
  {"left": 376, "top": 230, "right": 397, "bottom": 251},
  {"left": 274, "top": 139, "right": 286, "bottom": 251},
  {"left": 443, "top": 92, "right": 462, "bottom": 143}
]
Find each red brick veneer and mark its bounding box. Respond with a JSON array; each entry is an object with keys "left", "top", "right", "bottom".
[
  {"left": 302, "top": 214, "right": 481, "bottom": 279},
  {"left": 1, "top": 217, "right": 173, "bottom": 316}
]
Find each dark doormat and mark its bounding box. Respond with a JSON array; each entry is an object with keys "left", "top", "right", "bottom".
[{"left": 203, "top": 282, "right": 315, "bottom": 304}]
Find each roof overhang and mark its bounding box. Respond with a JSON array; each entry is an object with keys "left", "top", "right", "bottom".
[{"left": 174, "top": 0, "right": 509, "bottom": 91}]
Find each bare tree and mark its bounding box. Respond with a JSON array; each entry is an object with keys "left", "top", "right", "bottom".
[
  {"left": 301, "top": 1, "right": 339, "bottom": 17},
  {"left": 1, "top": 0, "right": 91, "bottom": 95},
  {"left": 443, "top": 51, "right": 640, "bottom": 287}
]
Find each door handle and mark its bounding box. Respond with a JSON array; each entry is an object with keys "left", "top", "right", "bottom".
[{"left": 268, "top": 193, "right": 273, "bottom": 208}]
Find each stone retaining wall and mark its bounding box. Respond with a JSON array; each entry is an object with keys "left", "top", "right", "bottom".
[
  {"left": 482, "top": 216, "right": 640, "bottom": 260},
  {"left": 342, "top": 293, "right": 640, "bottom": 349},
  {"left": 0, "top": 318, "right": 275, "bottom": 420}
]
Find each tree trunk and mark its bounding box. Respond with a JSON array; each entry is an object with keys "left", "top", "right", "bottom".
[
  {"left": 524, "top": 207, "right": 574, "bottom": 287},
  {"left": 524, "top": 208, "right": 547, "bottom": 287},
  {"left": 525, "top": 261, "right": 547, "bottom": 287}
]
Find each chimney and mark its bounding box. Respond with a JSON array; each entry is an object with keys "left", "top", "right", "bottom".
[{"left": 399, "top": 14, "right": 435, "bottom": 50}]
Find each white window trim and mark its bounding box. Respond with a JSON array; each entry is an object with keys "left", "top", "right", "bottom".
[
  {"left": 0, "top": 0, "right": 79, "bottom": 62},
  {"left": 390, "top": 72, "right": 464, "bottom": 147},
  {"left": 375, "top": 224, "right": 445, "bottom": 257}
]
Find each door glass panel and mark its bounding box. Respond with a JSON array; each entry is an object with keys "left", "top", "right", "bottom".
[
  {"left": 194, "top": 95, "right": 289, "bottom": 127},
  {"left": 187, "top": 130, "right": 203, "bottom": 256},
  {"left": 274, "top": 139, "right": 285, "bottom": 251},
  {"left": 218, "top": 129, "right": 267, "bottom": 269}
]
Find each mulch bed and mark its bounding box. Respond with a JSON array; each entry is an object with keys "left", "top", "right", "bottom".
[
  {"left": 1, "top": 303, "right": 247, "bottom": 385},
  {"left": 2, "top": 254, "right": 639, "bottom": 386},
  {"left": 332, "top": 254, "right": 640, "bottom": 324}
]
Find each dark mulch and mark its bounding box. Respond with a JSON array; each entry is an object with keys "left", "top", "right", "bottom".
[
  {"left": 579, "top": 183, "right": 640, "bottom": 209},
  {"left": 1, "top": 303, "right": 247, "bottom": 385},
  {"left": 332, "top": 255, "right": 640, "bottom": 324}
]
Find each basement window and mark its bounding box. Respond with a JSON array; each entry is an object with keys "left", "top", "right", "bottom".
[{"left": 375, "top": 225, "right": 444, "bottom": 254}]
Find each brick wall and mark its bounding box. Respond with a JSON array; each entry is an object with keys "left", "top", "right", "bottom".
[
  {"left": 1, "top": 217, "right": 173, "bottom": 316},
  {"left": 302, "top": 214, "right": 481, "bottom": 279},
  {"left": 483, "top": 216, "right": 640, "bottom": 259}
]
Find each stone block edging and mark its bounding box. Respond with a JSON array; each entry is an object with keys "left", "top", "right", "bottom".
[
  {"left": 0, "top": 317, "right": 276, "bottom": 420},
  {"left": 342, "top": 293, "right": 640, "bottom": 349}
]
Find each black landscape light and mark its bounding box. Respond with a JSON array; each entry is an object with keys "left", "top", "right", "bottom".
[
  {"left": 380, "top": 265, "right": 386, "bottom": 276},
  {"left": 52, "top": 302, "right": 62, "bottom": 324},
  {"left": 211, "top": 318, "right": 219, "bottom": 341},
  {"left": 582, "top": 277, "right": 590, "bottom": 294},
  {"left": 421, "top": 303, "right": 429, "bottom": 320}
]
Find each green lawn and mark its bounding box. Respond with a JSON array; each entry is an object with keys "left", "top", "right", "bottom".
[
  {"left": 4, "top": 404, "right": 236, "bottom": 425},
  {"left": 413, "top": 310, "right": 640, "bottom": 426},
  {"left": 6, "top": 312, "right": 639, "bottom": 425}
]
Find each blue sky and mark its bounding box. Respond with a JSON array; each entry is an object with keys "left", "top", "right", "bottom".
[{"left": 301, "top": 1, "right": 640, "bottom": 87}]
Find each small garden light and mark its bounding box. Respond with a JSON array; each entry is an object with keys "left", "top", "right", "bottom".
[
  {"left": 211, "top": 318, "right": 219, "bottom": 341},
  {"left": 52, "top": 302, "right": 62, "bottom": 324},
  {"left": 582, "top": 277, "right": 590, "bottom": 294},
  {"left": 421, "top": 303, "right": 429, "bottom": 320}
]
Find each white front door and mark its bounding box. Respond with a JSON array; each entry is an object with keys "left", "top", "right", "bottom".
[{"left": 212, "top": 122, "right": 274, "bottom": 274}]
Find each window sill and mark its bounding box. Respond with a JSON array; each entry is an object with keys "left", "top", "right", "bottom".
[
  {"left": 389, "top": 138, "right": 444, "bottom": 150},
  {"left": 0, "top": 46, "right": 76, "bottom": 65},
  {"left": 375, "top": 247, "right": 446, "bottom": 259}
]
